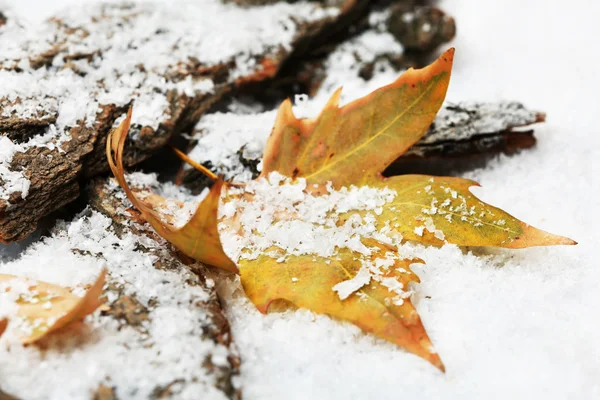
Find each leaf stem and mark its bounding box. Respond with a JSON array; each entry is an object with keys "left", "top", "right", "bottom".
[{"left": 171, "top": 146, "right": 218, "bottom": 182}]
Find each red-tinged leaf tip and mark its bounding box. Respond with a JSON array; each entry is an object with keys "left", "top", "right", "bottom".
[
  {"left": 0, "top": 318, "right": 7, "bottom": 338},
  {"left": 240, "top": 250, "right": 445, "bottom": 370},
  {"left": 506, "top": 223, "right": 577, "bottom": 248}
]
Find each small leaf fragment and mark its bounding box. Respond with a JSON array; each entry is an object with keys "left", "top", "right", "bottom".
[
  {"left": 0, "top": 269, "right": 106, "bottom": 344},
  {"left": 106, "top": 108, "right": 237, "bottom": 273}
]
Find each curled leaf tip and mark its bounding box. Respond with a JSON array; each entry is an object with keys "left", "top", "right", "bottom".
[{"left": 106, "top": 108, "right": 237, "bottom": 273}]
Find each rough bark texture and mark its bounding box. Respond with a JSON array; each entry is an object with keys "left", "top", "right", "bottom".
[
  {"left": 2, "top": 126, "right": 94, "bottom": 243},
  {"left": 88, "top": 178, "right": 242, "bottom": 400},
  {"left": 403, "top": 101, "right": 544, "bottom": 158},
  {"left": 0, "top": 0, "right": 367, "bottom": 244}
]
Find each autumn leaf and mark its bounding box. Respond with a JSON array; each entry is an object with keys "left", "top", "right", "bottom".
[
  {"left": 0, "top": 269, "right": 106, "bottom": 344},
  {"left": 260, "top": 48, "right": 574, "bottom": 249},
  {"left": 108, "top": 48, "right": 575, "bottom": 370}
]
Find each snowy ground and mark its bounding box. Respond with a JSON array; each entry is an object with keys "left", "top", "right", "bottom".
[{"left": 2, "top": 0, "right": 599, "bottom": 399}]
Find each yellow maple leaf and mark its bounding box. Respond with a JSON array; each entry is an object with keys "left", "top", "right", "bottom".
[
  {"left": 107, "top": 48, "right": 574, "bottom": 370},
  {"left": 0, "top": 269, "right": 106, "bottom": 344}
]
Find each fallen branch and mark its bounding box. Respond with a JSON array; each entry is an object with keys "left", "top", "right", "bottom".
[{"left": 0, "top": 0, "right": 366, "bottom": 243}]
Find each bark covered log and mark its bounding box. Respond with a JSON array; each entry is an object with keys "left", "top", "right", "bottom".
[
  {"left": 253, "top": 1, "right": 456, "bottom": 102},
  {"left": 403, "top": 101, "right": 543, "bottom": 158},
  {"left": 0, "top": 0, "right": 367, "bottom": 243}
]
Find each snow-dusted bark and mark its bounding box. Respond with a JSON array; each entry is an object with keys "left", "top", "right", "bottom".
[{"left": 0, "top": 177, "right": 240, "bottom": 400}]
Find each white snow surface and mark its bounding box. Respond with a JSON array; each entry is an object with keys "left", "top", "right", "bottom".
[{"left": 1, "top": 0, "right": 599, "bottom": 399}]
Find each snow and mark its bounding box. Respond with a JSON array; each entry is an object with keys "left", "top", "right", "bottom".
[
  {"left": 219, "top": 172, "right": 399, "bottom": 270},
  {"left": 0, "top": 137, "right": 29, "bottom": 199},
  {"left": 2, "top": 0, "right": 600, "bottom": 399},
  {"left": 332, "top": 266, "right": 371, "bottom": 300},
  {"left": 188, "top": 111, "right": 277, "bottom": 181}
]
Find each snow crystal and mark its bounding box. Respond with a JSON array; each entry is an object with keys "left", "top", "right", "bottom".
[
  {"left": 0, "top": 137, "right": 30, "bottom": 200},
  {"left": 332, "top": 266, "right": 371, "bottom": 300}
]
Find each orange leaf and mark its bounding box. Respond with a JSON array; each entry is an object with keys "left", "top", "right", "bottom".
[
  {"left": 106, "top": 109, "right": 237, "bottom": 273},
  {"left": 260, "top": 47, "right": 574, "bottom": 248},
  {"left": 0, "top": 269, "right": 106, "bottom": 344},
  {"left": 235, "top": 48, "right": 573, "bottom": 369}
]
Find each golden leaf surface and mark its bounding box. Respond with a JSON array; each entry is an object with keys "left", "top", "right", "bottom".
[
  {"left": 0, "top": 269, "right": 106, "bottom": 344},
  {"left": 237, "top": 48, "right": 574, "bottom": 369},
  {"left": 106, "top": 109, "right": 237, "bottom": 273},
  {"left": 367, "top": 175, "right": 575, "bottom": 248}
]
